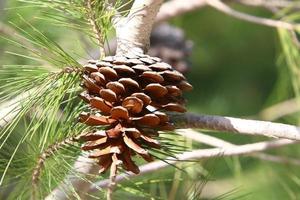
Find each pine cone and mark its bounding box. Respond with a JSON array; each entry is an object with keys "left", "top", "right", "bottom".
[
  {"left": 149, "top": 23, "right": 193, "bottom": 74},
  {"left": 78, "top": 53, "right": 192, "bottom": 174}
]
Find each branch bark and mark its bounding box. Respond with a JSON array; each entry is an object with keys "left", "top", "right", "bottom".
[{"left": 173, "top": 113, "right": 300, "bottom": 141}]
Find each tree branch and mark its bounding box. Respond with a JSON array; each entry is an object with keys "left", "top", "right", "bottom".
[
  {"left": 258, "top": 98, "right": 300, "bottom": 121},
  {"left": 155, "top": 0, "right": 300, "bottom": 30},
  {"left": 206, "top": 0, "right": 300, "bottom": 30},
  {"left": 115, "top": 0, "right": 164, "bottom": 55},
  {"left": 237, "top": 0, "right": 300, "bottom": 9},
  {"left": 173, "top": 113, "right": 300, "bottom": 141},
  {"left": 155, "top": 0, "right": 207, "bottom": 23},
  {"left": 89, "top": 138, "right": 295, "bottom": 191}
]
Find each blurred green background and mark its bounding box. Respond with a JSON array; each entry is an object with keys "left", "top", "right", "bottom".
[{"left": 1, "top": 0, "right": 300, "bottom": 199}]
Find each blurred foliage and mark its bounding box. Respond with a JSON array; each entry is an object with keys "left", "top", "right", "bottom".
[{"left": 1, "top": 0, "right": 300, "bottom": 200}]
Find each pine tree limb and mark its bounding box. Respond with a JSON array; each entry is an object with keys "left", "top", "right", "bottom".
[
  {"left": 115, "top": 0, "right": 164, "bottom": 55},
  {"left": 172, "top": 113, "right": 300, "bottom": 141}
]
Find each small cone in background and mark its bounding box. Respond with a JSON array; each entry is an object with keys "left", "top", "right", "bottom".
[
  {"left": 149, "top": 23, "right": 194, "bottom": 74},
  {"left": 79, "top": 54, "right": 192, "bottom": 174}
]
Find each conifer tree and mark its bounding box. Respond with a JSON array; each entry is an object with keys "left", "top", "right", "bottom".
[{"left": 1, "top": 0, "right": 300, "bottom": 200}]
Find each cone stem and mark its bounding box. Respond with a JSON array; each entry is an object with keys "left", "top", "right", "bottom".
[{"left": 107, "top": 153, "right": 119, "bottom": 200}]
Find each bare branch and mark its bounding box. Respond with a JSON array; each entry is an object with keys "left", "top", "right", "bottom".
[
  {"left": 206, "top": 0, "right": 300, "bottom": 30},
  {"left": 115, "top": 0, "right": 164, "bottom": 55},
  {"left": 238, "top": 0, "right": 300, "bottom": 9},
  {"left": 89, "top": 138, "right": 295, "bottom": 191},
  {"left": 173, "top": 113, "right": 300, "bottom": 141},
  {"left": 177, "top": 129, "right": 300, "bottom": 165},
  {"left": 259, "top": 98, "right": 300, "bottom": 121},
  {"left": 155, "top": 0, "right": 300, "bottom": 25}
]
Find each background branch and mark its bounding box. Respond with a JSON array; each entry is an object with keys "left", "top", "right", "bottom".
[
  {"left": 156, "top": 0, "right": 207, "bottom": 23},
  {"left": 206, "top": 0, "right": 299, "bottom": 30},
  {"left": 45, "top": 155, "right": 100, "bottom": 200},
  {"left": 258, "top": 98, "right": 300, "bottom": 121},
  {"left": 177, "top": 129, "right": 300, "bottom": 165},
  {"left": 89, "top": 138, "right": 295, "bottom": 191},
  {"left": 155, "top": 0, "right": 300, "bottom": 30},
  {"left": 238, "top": 0, "right": 300, "bottom": 8}
]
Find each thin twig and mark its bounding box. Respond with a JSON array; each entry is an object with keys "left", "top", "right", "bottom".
[
  {"left": 259, "top": 98, "right": 300, "bottom": 121},
  {"left": 31, "top": 137, "right": 77, "bottom": 200},
  {"left": 89, "top": 138, "right": 295, "bottom": 191},
  {"left": 0, "top": 21, "right": 17, "bottom": 37},
  {"left": 86, "top": 0, "right": 105, "bottom": 58},
  {"left": 206, "top": 0, "right": 300, "bottom": 30}
]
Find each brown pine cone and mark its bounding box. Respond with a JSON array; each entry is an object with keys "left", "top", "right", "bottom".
[{"left": 78, "top": 53, "right": 192, "bottom": 174}]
